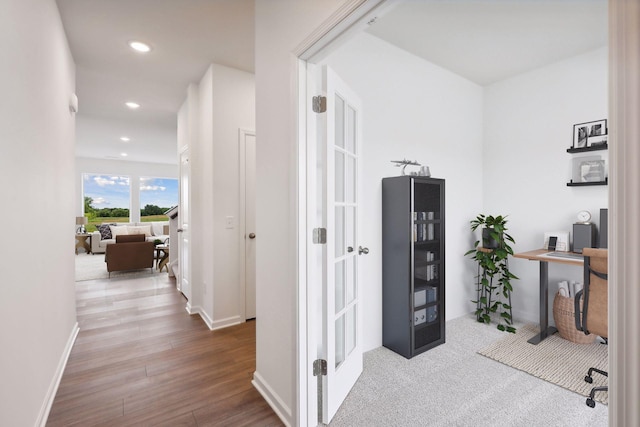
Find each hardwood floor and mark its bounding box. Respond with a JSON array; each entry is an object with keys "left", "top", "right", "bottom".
[{"left": 47, "top": 275, "right": 282, "bottom": 426}]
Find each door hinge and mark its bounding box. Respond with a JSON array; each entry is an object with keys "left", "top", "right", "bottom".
[
  {"left": 313, "top": 228, "right": 327, "bottom": 244},
  {"left": 312, "top": 96, "right": 327, "bottom": 113},
  {"left": 313, "top": 359, "right": 327, "bottom": 425},
  {"left": 313, "top": 359, "right": 327, "bottom": 376}
]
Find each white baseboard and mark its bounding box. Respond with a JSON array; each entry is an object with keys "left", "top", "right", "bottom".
[
  {"left": 197, "top": 308, "right": 214, "bottom": 329},
  {"left": 252, "top": 371, "right": 292, "bottom": 427},
  {"left": 187, "top": 306, "right": 242, "bottom": 332},
  {"left": 37, "top": 322, "right": 79, "bottom": 427},
  {"left": 210, "top": 315, "right": 242, "bottom": 331},
  {"left": 185, "top": 302, "right": 195, "bottom": 315}
]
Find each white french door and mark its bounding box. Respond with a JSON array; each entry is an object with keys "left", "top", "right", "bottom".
[{"left": 321, "top": 66, "right": 364, "bottom": 423}]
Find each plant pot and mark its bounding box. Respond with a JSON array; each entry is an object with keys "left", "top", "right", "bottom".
[{"left": 482, "top": 228, "right": 499, "bottom": 249}]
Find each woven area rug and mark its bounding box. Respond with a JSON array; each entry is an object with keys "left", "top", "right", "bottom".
[
  {"left": 478, "top": 324, "right": 608, "bottom": 405},
  {"left": 75, "top": 253, "right": 160, "bottom": 281}
]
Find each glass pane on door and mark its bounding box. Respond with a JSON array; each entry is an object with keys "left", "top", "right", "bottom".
[
  {"left": 335, "top": 152, "right": 345, "bottom": 202},
  {"left": 335, "top": 260, "right": 345, "bottom": 313},
  {"left": 335, "top": 314, "right": 345, "bottom": 368},
  {"left": 346, "top": 306, "right": 356, "bottom": 356},
  {"left": 346, "top": 105, "right": 356, "bottom": 154},
  {"left": 335, "top": 206, "right": 345, "bottom": 257},
  {"left": 346, "top": 256, "right": 355, "bottom": 305},
  {"left": 335, "top": 96, "right": 345, "bottom": 149},
  {"left": 346, "top": 155, "right": 356, "bottom": 203}
]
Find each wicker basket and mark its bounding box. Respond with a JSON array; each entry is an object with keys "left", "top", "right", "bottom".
[{"left": 553, "top": 292, "right": 596, "bottom": 344}]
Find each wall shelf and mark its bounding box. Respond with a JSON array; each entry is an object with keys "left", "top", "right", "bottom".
[
  {"left": 567, "top": 178, "right": 608, "bottom": 187},
  {"left": 566, "top": 143, "right": 608, "bottom": 154}
]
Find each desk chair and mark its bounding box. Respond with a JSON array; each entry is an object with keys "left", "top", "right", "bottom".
[{"left": 574, "top": 247, "right": 608, "bottom": 408}]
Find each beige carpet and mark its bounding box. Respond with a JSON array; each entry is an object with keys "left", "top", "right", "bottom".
[
  {"left": 75, "top": 253, "right": 160, "bottom": 281},
  {"left": 478, "top": 324, "right": 608, "bottom": 405}
]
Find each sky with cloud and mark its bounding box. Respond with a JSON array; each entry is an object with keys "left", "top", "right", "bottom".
[
  {"left": 83, "top": 174, "right": 178, "bottom": 210},
  {"left": 140, "top": 177, "right": 179, "bottom": 209}
]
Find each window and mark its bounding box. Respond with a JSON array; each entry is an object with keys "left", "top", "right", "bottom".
[
  {"left": 140, "top": 177, "right": 179, "bottom": 222},
  {"left": 83, "top": 174, "right": 131, "bottom": 231}
]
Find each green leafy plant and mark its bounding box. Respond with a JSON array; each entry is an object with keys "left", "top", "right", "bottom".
[{"left": 465, "top": 214, "right": 518, "bottom": 333}]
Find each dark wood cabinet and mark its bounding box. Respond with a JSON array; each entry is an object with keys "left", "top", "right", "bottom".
[{"left": 382, "top": 176, "right": 445, "bottom": 358}]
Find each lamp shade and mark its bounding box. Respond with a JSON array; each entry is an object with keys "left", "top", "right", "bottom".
[{"left": 76, "top": 216, "right": 88, "bottom": 225}]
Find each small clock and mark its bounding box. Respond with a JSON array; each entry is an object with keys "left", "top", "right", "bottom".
[{"left": 577, "top": 210, "right": 592, "bottom": 224}]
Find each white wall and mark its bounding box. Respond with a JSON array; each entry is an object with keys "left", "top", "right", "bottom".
[
  {"left": 187, "top": 64, "right": 255, "bottom": 329},
  {"left": 194, "top": 66, "right": 215, "bottom": 322},
  {"left": 0, "top": 0, "right": 77, "bottom": 425},
  {"left": 321, "top": 33, "right": 484, "bottom": 350},
  {"left": 210, "top": 65, "right": 256, "bottom": 327},
  {"left": 254, "top": 1, "right": 348, "bottom": 425},
  {"left": 75, "top": 157, "right": 178, "bottom": 222},
  {"left": 484, "top": 47, "right": 608, "bottom": 323}
]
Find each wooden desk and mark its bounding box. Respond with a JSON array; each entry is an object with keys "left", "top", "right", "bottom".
[{"left": 514, "top": 249, "right": 583, "bottom": 344}]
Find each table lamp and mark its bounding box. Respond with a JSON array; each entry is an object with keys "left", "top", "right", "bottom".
[{"left": 76, "top": 216, "right": 88, "bottom": 234}]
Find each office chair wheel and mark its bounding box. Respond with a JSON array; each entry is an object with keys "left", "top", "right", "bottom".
[
  {"left": 586, "top": 398, "right": 596, "bottom": 408},
  {"left": 585, "top": 376, "right": 593, "bottom": 383}
]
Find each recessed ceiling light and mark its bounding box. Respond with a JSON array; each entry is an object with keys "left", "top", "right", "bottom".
[
  {"left": 129, "top": 41, "right": 151, "bottom": 53},
  {"left": 120, "top": 152, "right": 128, "bottom": 157},
  {"left": 120, "top": 136, "right": 130, "bottom": 142},
  {"left": 125, "top": 102, "right": 140, "bottom": 109}
]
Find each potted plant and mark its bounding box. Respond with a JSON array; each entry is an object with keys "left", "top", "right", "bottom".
[{"left": 465, "top": 214, "right": 518, "bottom": 333}]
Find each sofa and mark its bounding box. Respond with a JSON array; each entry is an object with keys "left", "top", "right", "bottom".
[
  {"left": 105, "top": 234, "right": 155, "bottom": 276},
  {"left": 90, "top": 221, "right": 169, "bottom": 254}
]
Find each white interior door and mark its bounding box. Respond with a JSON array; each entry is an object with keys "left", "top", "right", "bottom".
[
  {"left": 240, "top": 130, "right": 257, "bottom": 320},
  {"left": 179, "top": 148, "right": 191, "bottom": 302},
  {"left": 322, "top": 66, "right": 364, "bottom": 423}
]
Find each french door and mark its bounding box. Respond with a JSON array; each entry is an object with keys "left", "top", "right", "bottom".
[{"left": 320, "top": 66, "right": 365, "bottom": 423}]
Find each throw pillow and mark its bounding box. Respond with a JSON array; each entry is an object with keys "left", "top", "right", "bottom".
[
  {"left": 110, "top": 225, "right": 130, "bottom": 238},
  {"left": 128, "top": 225, "right": 152, "bottom": 238},
  {"left": 97, "top": 224, "right": 113, "bottom": 240}
]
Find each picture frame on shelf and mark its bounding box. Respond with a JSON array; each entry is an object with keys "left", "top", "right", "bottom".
[
  {"left": 587, "top": 134, "right": 608, "bottom": 148},
  {"left": 573, "top": 124, "right": 588, "bottom": 148},
  {"left": 573, "top": 119, "right": 607, "bottom": 149}
]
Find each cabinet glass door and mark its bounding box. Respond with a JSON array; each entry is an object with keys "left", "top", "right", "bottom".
[{"left": 412, "top": 180, "right": 443, "bottom": 351}]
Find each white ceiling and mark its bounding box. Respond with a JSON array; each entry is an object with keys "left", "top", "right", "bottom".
[
  {"left": 366, "top": 0, "right": 607, "bottom": 86},
  {"left": 57, "top": 0, "right": 254, "bottom": 165},
  {"left": 57, "top": 0, "right": 606, "bottom": 166}
]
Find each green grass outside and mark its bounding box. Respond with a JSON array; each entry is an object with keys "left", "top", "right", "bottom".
[{"left": 85, "top": 215, "right": 168, "bottom": 232}]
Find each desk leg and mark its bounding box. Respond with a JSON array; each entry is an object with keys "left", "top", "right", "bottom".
[{"left": 528, "top": 261, "right": 557, "bottom": 344}]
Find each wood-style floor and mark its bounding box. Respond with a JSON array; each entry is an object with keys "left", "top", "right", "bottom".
[{"left": 47, "top": 274, "right": 282, "bottom": 426}]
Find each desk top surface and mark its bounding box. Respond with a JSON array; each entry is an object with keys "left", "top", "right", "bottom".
[{"left": 514, "top": 249, "right": 583, "bottom": 266}]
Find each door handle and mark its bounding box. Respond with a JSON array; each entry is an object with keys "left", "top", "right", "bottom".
[
  {"left": 358, "top": 246, "right": 369, "bottom": 255},
  {"left": 177, "top": 228, "right": 183, "bottom": 233},
  {"left": 249, "top": 233, "right": 256, "bottom": 239},
  {"left": 347, "top": 246, "right": 354, "bottom": 253}
]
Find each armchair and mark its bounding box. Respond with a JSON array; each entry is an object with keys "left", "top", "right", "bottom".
[
  {"left": 105, "top": 234, "right": 155, "bottom": 277},
  {"left": 574, "top": 247, "right": 608, "bottom": 408}
]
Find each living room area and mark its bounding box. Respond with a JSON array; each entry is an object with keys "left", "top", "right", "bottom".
[{"left": 74, "top": 156, "right": 178, "bottom": 281}]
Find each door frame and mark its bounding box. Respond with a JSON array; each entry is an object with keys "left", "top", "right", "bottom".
[
  {"left": 239, "top": 128, "right": 257, "bottom": 321},
  {"left": 293, "top": 1, "right": 388, "bottom": 425}
]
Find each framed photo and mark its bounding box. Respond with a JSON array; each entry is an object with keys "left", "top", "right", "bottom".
[
  {"left": 588, "top": 134, "right": 608, "bottom": 148},
  {"left": 573, "top": 119, "right": 608, "bottom": 149}
]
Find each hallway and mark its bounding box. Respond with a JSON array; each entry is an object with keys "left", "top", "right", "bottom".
[{"left": 47, "top": 274, "right": 281, "bottom": 426}]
